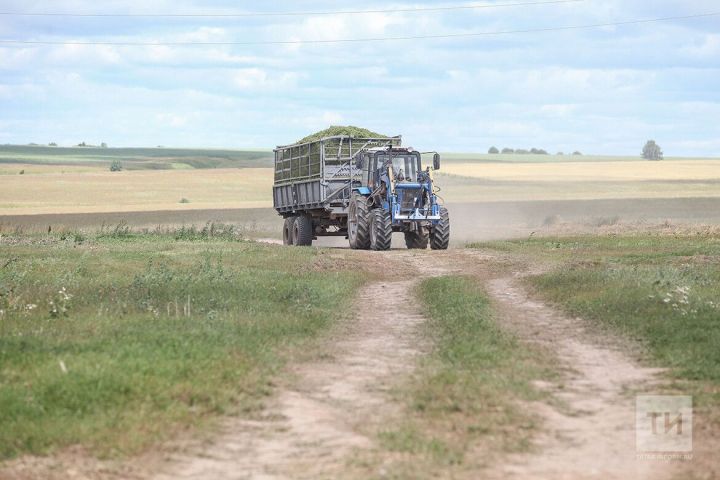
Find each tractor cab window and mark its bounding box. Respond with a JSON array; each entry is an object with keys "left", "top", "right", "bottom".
[
  {"left": 377, "top": 154, "right": 420, "bottom": 182},
  {"left": 360, "top": 154, "right": 371, "bottom": 187}
]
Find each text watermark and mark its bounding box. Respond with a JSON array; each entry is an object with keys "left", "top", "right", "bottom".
[{"left": 636, "top": 395, "right": 692, "bottom": 454}]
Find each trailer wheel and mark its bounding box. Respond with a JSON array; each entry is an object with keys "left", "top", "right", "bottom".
[
  {"left": 370, "top": 209, "right": 392, "bottom": 251},
  {"left": 404, "top": 230, "right": 429, "bottom": 249},
  {"left": 283, "top": 216, "right": 295, "bottom": 245},
  {"left": 430, "top": 207, "right": 450, "bottom": 250},
  {"left": 293, "top": 215, "right": 314, "bottom": 246},
  {"left": 348, "top": 193, "right": 371, "bottom": 250}
]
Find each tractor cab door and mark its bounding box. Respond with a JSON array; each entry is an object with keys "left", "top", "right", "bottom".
[{"left": 360, "top": 153, "right": 373, "bottom": 188}]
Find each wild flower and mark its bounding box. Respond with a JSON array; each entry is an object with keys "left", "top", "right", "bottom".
[
  {"left": 49, "top": 287, "right": 73, "bottom": 317},
  {"left": 661, "top": 286, "right": 694, "bottom": 316}
]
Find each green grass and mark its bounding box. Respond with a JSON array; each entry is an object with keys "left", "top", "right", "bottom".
[
  {"left": 373, "top": 276, "right": 550, "bottom": 478},
  {"left": 470, "top": 233, "right": 720, "bottom": 401},
  {"left": 0, "top": 145, "right": 273, "bottom": 170},
  {"left": 0, "top": 232, "right": 362, "bottom": 460}
]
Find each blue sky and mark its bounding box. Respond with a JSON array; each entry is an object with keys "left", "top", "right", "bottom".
[{"left": 0, "top": 0, "right": 718, "bottom": 155}]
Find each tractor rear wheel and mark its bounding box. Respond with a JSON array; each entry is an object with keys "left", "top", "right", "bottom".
[
  {"left": 348, "top": 193, "right": 371, "bottom": 250},
  {"left": 293, "top": 215, "right": 314, "bottom": 246},
  {"left": 282, "top": 216, "right": 295, "bottom": 245},
  {"left": 430, "top": 207, "right": 450, "bottom": 250},
  {"left": 404, "top": 229, "right": 429, "bottom": 249},
  {"left": 370, "top": 209, "right": 392, "bottom": 251}
]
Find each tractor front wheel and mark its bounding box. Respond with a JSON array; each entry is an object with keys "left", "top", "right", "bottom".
[
  {"left": 370, "top": 209, "right": 392, "bottom": 251},
  {"left": 348, "top": 193, "right": 371, "bottom": 250},
  {"left": 430, "top": 207, "right": 450, "bottom": 250}
]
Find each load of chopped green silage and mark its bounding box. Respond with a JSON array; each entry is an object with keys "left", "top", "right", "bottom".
[{"left": 297, "top": 126, "right": 390, "bottom": 144}]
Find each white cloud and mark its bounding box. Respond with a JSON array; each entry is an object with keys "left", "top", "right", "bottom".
[
  {"left": 155, "top": 113, "right": 189, "bottom": 128},
  {"left": 233, "top": 68, "right": 269, "bottom": 88},
  {"left": 232, "top": 68, "right": 300, "bottom": 90},
  {"left": 175, "top": 27, "right": 227, "bottom": 43},
  {"left": 47, "top": 44, "right": 122, "bottom": 65},
  {"left": 683, "top": 33, "right": 720, "bottom": 59},
  {"left": 0, "top": 83, "right": 46, "bottom": 100},
  {"left": 0, "top": 0, "right": 718, "bottom": 155},
  {"left": 322, "top": 111, "right": 343, "bottom": 124},
  {"left": 540, "top": 104, "right": 578, "bottom": 117}
]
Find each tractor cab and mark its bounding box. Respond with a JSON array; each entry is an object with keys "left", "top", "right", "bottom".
[{"left": 356, "top": 147, "right": 422, "bottom": 190}]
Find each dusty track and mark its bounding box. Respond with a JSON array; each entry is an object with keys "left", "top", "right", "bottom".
[
  {"left": 148, "top": 249, "right": 672, "bottom": 479},
  {"left": 1, "top": 248, "right": 682, "bottom": 480},
  {"left": 396, "top": 249, "right": 674, "bottom": 479},
  {"left": 150, "top": 277, "right": 430, "bottom": 479},
  {"left": 485, "top": 275, "right": 669, "bottom": 480}
]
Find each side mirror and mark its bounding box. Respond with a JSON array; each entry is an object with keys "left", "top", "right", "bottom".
[{"left": 433, "top": 153, "right": 441, "bottom": 170}]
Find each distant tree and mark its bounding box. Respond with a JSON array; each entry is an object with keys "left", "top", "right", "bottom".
[
  {"left": 642, "top": 140, "right": 663, "bottom": 160},
  {"left": 572, "top": 151, "right": 583, "bottom": 156},
  {"left": 49, "top": 142, "right": 58, "bottom": 147},
  {"left": 488, "top": 146, "right": 499, "bottom": 154},
  {"left": 501, "top": 148, "right": 514, "bottom": 154},
  {"left": 556, "top": 152, "right": 564, "bottom": 155},
  {"left": 516, "top": 149, "right": 529, "bottom": 155},
  {"left": 77, "top": 142, "right": 87, "bottom": 147},
  {"left": 101, "top": 142, "right": 108, "bottom": 148},
  {"left": 538, "top": 149, "right": 548, "bottom": 155},
  {"left": 110, "top": 160, "right": 123, "bottom": 172}
]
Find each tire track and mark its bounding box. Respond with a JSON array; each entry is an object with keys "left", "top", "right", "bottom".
[{"left": 150, "top": 278, "right": 428, "bottom": 480}]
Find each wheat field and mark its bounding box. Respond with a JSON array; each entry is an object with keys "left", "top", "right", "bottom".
[
  {"left": 0, "top": 168, "right": 274, "bottom": 215},
  {"left": 442, "top": 159, "right": 720, "bottom": 182},
  {"left": 2, "top": 152, "right": 720, "bottom": 216}
]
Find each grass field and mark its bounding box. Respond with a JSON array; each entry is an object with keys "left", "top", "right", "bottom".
[
  {"left": 0, "top": 145, "right": 273, "bottom": 173},
  {"left": 3, "top": 159, "right": 720, "bottom": 217},
  {"left": 0, "top": 230, "right": 363, "bottom": 460},
  {"left": 1, "top": 145, "right": 719, "bottom": 217},
  {"left": 373, "top": 276, "right": 552, "bottom": 477},
  {"left": 2, "top": 144, "right": 720, "bottom": 243},
  {"left": 471, "top": 233, "right": 720, "bottom": 403}
]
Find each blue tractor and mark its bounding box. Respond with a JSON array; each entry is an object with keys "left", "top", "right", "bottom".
[
  {"left": 273, "top": 135, "right": 449, "bottom": 250},
  {"left": 348, "top": 146, "right": 449, "bottom": 250}
]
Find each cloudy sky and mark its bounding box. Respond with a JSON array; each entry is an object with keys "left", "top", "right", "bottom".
[{"left": 0, "top": 0, "right": 718, "bottom": 155}]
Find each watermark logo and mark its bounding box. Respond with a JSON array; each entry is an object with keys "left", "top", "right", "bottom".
[{"left": 636, "top": 395, "right": 692, "bottom": 456}]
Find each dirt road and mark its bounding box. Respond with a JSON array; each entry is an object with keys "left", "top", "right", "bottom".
[
  {"left": 150, "top": 278, "right": 430, "bottom": 479},
  {"left": 1, "top": 248, "right": 679, "bottom": 480},
  {"left": 142, "top": 249, "right": 671, "bottom": 480},
  {"left": 486, "top": 276, "right": 667, "bottom": 479}
]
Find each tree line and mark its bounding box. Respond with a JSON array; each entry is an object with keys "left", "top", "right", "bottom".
[
  {"left": 488, "top": 146, "right": 582, "bottom": 156},
  {"left": 487, "top": 140, "right": 665, "bottom": 160}
]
